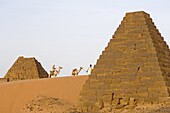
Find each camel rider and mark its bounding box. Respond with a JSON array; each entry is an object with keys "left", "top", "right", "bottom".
[
  {"left": 51, "top": 65, "right": 56, "bottom": 72},
  {"left": 86, "top": 64, "right": 92, "bottom": 75}
]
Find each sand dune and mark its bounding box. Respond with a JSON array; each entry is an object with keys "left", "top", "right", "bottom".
[{"left": 0, "top": 75, "right": 88, "bottom": 113}]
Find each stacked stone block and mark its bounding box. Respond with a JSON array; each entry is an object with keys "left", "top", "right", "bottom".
[
  {"left": 0, "top": 78, "right": 8, "bottom": 83},
  {"left": 4, "top": 56, "right": 48, "bottom": 81},
  {"left": 78, "top": 11, "right": 170, "bottom": 112}
]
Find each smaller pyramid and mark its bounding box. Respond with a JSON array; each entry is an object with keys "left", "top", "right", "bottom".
[{"left": 4, "top": 56, "right": 48, "bottom": 80}]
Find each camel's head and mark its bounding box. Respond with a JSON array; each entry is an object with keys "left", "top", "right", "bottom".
[
  {"left": 80, "top": 67, "right": 83, "bottom": 70},
  {"left": 59, "top": 66, "right": 63, "bottom": 69},
  {"left": 52, "top": 65, "right": 56, "bottom": 69}
]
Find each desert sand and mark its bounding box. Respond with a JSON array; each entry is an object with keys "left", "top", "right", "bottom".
[
  {"left": 0, "top": 75, "right": 88, "bottom": 113},
  {"left": 0, "top": 75, "right": 170, "bottom": 113}
]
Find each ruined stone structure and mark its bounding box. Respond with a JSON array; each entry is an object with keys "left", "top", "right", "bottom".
[
  {"left": 78, "top": 11, "right": 170, "bottom": 112},
  {"left": 0, "top": 78, "right": 8, "bottom": 83},
  {"left": 4, "top": 56, "right": 48, "bottom": 81}
]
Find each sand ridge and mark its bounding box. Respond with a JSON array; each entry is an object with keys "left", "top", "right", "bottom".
[{"left": 0, "top": 75, "right": 88, "bottom": 113}]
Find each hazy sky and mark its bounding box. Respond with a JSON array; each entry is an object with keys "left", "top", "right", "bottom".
[{"left": 0, "top": 0, "right": 170, "bottom": 77}]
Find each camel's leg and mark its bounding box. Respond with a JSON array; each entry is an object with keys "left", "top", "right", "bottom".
[
  {"left": 54, "top": 73, "right": 57, "bottom": 77},
  {"left": 72, "top": 72, "right": 75, "bottom": 76}
]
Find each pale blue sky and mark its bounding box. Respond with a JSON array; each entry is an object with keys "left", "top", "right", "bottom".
[{"left": 0, "top": 0, "right": 170, "bottom": 77}]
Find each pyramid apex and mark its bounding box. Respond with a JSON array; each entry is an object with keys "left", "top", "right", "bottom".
[
  {"left": 18, "top": 56, "right": 36, "bottom": 60},
  {"left": 126, "top": 11, "right": 148, "bottom": 15},
  {"left": 125, "top": 11, "right": 150, "bottom": 18},
  {"left": 18, "top": 56, "right": 24, "bottom": 59}
]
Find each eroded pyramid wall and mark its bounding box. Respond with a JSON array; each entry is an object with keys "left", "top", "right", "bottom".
[
  {"left": 4, "top": 56, "right": 48, "bottom": 80},
  {"left": 78, "top": 11, "right": 170, "bottom": 112}
]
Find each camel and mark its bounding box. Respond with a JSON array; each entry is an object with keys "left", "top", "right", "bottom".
[
  {"left": 49, "top": 66, "right": 63, "bottom": 78},
  {"left": 72, "top": 67, "right": 83, "bottom": 76}
]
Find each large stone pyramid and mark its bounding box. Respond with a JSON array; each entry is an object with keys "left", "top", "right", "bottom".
[
  {"left": 4, "top": 56, "right": 48, "bottom": 80},
  {"left": 78, "top": 11, "right": 170, "bottom": 112}
]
